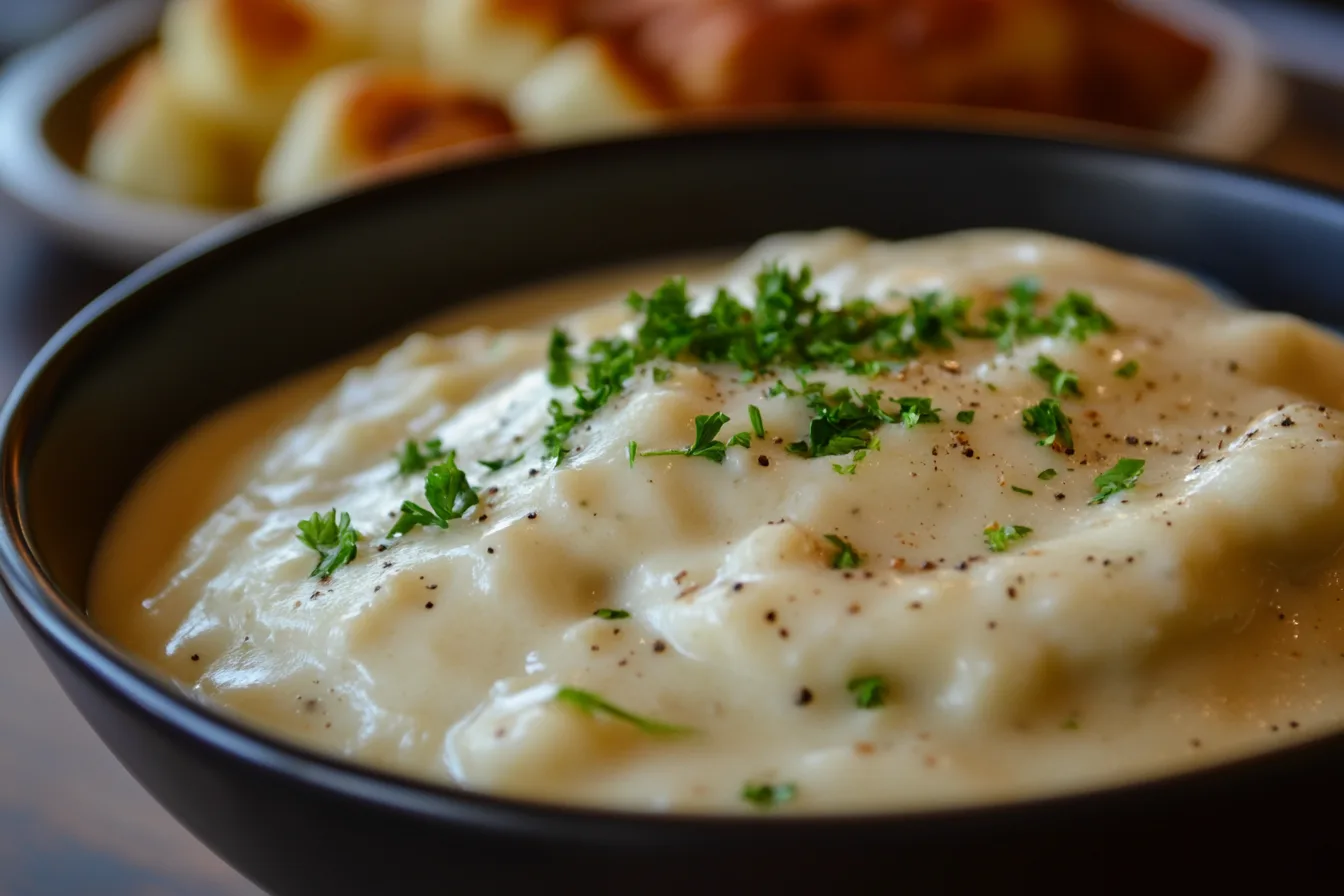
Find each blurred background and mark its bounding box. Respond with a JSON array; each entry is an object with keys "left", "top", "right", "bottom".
[{"left": 1, "top": 1, "right": 1343, "bottom": 893}]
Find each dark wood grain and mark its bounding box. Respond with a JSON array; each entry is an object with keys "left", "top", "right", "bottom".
[{"left": 0, "top": 54, "right": 1341, "bottom": 896}]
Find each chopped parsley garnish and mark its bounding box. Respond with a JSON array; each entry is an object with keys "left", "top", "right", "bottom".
[
  {"left": 387, "top": 452, "right": 479, "bottom": 537},
  {"left": 1089, "top": 458, "right": 1145, "bottom": 504},
  {"left": 832, "top": 450, "right": 868, "bottom": 476},
  {"left": 893, "top": 396, "right": 941, "bottom": 428},
  {"left": 748, "top": 404, "right": 765, "bottom": 438},
  {"left": 542, "top": 333, "right": 638, "bottom": 462},
  {"left": 651, "top": 367, "right": 672, "bottom": 383},
  {"left": 1115, "top": 360, "right": 1139, "bottom": 379},
  {"left": 984, "top": 522, "right": 1033, "bottom": 553},
  {"left": 956, "top": 410, "right": 975, "bottom": 424},
  {"left": 626, "top": 265, "right": 965, "bottom": 375},
  {"left": 1011, "top": 485, "right": 1033, "bottom": 495},
  {"left": 1048, "top": 291, "right": 1117, "bottom": 342},
  {"left": 847, "top": 675, "right": 888, "bottom": 709},
  {"left": 627, "top": 441, "right": 637, "bottom": 468},
  {"left": 728, "top": 431, "right": 752, "bottom": 449},
  {"left": 741, "top": 781, "right": 796, "bottom": 809},
  {"left": 1021, "top": 398, "right": 1074, "bottom": 452},
  {"left": 788, "top": 384, "right": 896, "bottom": 460},
  {"left": 1038, "top": 468, "right": 1058, "bottom": 480},
  {"left": 593, "top": 608, "right": 630, "bottom": 620},
  {"left": 641, "top": 412, "right": 732, "bottom": 463},
  {"left": 537, "top": 267, "right": 1114, "bottom": 462},
  {"left": 547, "top": 328, "right": 573, "bottom": 387},
  {"left": 393, "top": 437, "right": 447, "bottom": 476},
  {"left": 553, "top": 686, "right": 692, "bottom": 735},
  {"left": 982, "top": 276, "right": 1042, "bottom": 350},
  {"left": 478, "top": 454, "right": 523, "bottom": 472},
  {"left": 542, "top": 400, "right": 582, "bottom": 463},
  {"left": 825, "top": 533, "right": 862, "bottom": 569},
  {"left": 295, "top": 509, "right": 360, "bottom": 578},
  {"left": 1030, "top": 355, "right": 1082, "bottom": 397},
  {"left": 977, "top": 279, "right": 1117, "bottom": 349}
]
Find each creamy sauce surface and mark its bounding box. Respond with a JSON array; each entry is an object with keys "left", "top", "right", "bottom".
[{"left": 89, "top": 230, "right": 1344, "bottom": 812}]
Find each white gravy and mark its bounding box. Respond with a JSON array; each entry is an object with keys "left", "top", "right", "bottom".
[{"left": 89, "top": 230, "right": 1344, "bottom": 812}]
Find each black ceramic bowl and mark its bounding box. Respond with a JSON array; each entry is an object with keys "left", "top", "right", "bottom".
[{"left": 4, "top": 125, "right": 1344, "bottom": 892}]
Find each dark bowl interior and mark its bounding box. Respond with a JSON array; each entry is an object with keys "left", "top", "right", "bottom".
[{"left": 4, "top": 125, "right": 1344, "bottom": 891}]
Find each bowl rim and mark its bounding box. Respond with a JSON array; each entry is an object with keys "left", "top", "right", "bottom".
[{"left": 4, "top": 122, "right": 1344, "bottom": 839}]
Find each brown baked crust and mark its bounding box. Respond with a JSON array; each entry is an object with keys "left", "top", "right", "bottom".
[
  {"left": 339, "top": 73, "right": 515, "bottom": 165},
  {"left": 480, "top": 0, "right": 1214, "bottom": 130},
  {"left": 221, "top": 0, "right": 324, "bottom": 71}
]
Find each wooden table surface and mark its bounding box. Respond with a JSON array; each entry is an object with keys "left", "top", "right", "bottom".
[{"left": 3, "top": 69, "right": 1344, "bottom": 896}]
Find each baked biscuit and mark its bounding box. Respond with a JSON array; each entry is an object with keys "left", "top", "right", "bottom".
[
  {"left": 509, "top": 35, "right": 663, "bottom": 142},
  {"left": 86, "top": 51, "right": 255, "bottom": 208},
  {"left": 160, "top": 0, "right": 357, "bottom": 147},
  {"left": 298, "top": 0, "right": 428, "bottom": 64},
  {"left": 259, "top": 61, "right": 514, "bottom": 203},
  {"left": 422, "top": 0, "right": 571, "bottom": 99}
]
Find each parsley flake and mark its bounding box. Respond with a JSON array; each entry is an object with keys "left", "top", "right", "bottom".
[
  {"left": 593, "top": 608, "right": 630, "bottom": 620},
  {"left": 748, "top": 404, "right": 765, "bottom": 438},
  {"left": 847, "top": 675, "right": 888, "bottom": 709},
  {"left": 977, "top": 281, "right": 1116, "bottom": 349},
  {"left": 825, "top": 533, "right": 862, "bottom": 569},
  {"left": 651, "top": 366, "right": 672, "bottom": 383},
  {"left": 393, "top": 438, "right": 446, "bottom": 476},
  {"left": 478, "top": 454, "right": 523, "bottom": 472},
  {"left": 295, "top": 509, "right": 360, "bottom": 578},
  {"left": 790, "top": 386, "right": 893, "bottom": 458},
  {"left": 1089, "top": 458, "right": 1145, "bottom": 504},
  {"left": 1049, "top": 291, "right": 1116, "bottom": 341},
  {"left": 1021, "top": 398, "right": 1074, "bottom": 452},
  {"left": 983, "top": 276, "right": 1041, "bottom": 349},
  {"left": 832, "top": 449, "right": 868, "bottom": 476},
  {"left": 728, "top": 431, "right": 752, "bottom": 449},
  {"left": 554, "top": 686, "right": 692, "bottom": 735},
  {"left": 742, "top": 781, "right": 796, "bottom": 809},
  {"left": 984, "top": 522, "right": 1033, "bottom": 552},
  {"left": 387, "top": 452, "right": 479, "bottom": 538},
  {"left": 1030, "top": 355, "right": 1082, "bottom": 397},
  {"left": 627, "top": 441, "right": 637, "bottom": 468},
  {"left": 1011, "top": 485, "right": 1034, "bottom": 495},
  {"left": 1038, "top": 468, "right": 1058, "bottom": 480},
  {"left": 642, "top": 412, "right": 732, "bottom": 463},
  {"left": 1115, "top": 360, "right": 1139, "bottom": 379},
  {"left": 893, "top": 396, "right": 941, "bottom": 428},
  {"left": 543, "top": 336, "right": 637, "bottom": 462},
  {"left": 547, "top": 328, "right": 573, "bottom": 387},
  {"left": 956, "top": 410, "right": 975, "bottom": 424}
]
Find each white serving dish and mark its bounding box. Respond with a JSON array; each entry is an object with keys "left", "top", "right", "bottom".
[{"left": 0, "top": 0, "right": 1288, "bottom": 269}]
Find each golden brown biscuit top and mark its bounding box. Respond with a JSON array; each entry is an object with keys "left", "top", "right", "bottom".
[
  {"left": 222, "top": 0, "right": 321, "bottom": 63},
  {"left": 479, "top": 0, "right": 1212, "bottom": 129},
  {"left": 341, "top": 72, "right": 515, "bottom": 163}
]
